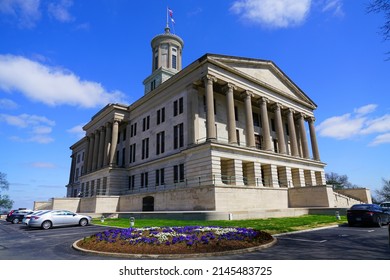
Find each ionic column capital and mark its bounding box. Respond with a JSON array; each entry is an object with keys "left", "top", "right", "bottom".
[
  {"left": 222, "top": 82, "right": 237, "bottom": 93},
  {"left": 203, "top": 74, "right": 217, "bottom": 84},
  {"left": 258, "top": 96, "right": 269, "bottom": 105},
  {"left": 240, "top": 90, "right": 254, "bottom": 99}
]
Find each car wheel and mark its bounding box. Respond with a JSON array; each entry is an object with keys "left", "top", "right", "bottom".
[
  {"left": 79, "top": 218, "right": 88, "bottom": 227},
  {"left": 376, "top": 216, "right": 382, "bottom": 228},
  {"left": 12, "top": 218, "right": 19, "bottom": 224},
  {"left": 41, "top": 220, "right": 52, "bottom": 230}
]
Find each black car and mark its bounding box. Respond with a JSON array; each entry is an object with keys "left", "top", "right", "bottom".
[
  {"left": 6, "top": 210, "right": 33, "bottom": 224},
  {"left": 347, "top": 204, "right": 390, "bottom": 227}
]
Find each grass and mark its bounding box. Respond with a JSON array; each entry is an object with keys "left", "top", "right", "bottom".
[{"left": 92, "top": 215, "right": 347, "bottom": 235}]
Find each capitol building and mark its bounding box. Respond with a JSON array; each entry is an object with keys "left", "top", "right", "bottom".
[{"left": 35, "top": 26, "right": 371, "bottom": 218}]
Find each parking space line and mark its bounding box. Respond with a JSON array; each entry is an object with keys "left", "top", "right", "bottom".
[{"left": 277, "top": 237, "right": 327, "bottom": 243}]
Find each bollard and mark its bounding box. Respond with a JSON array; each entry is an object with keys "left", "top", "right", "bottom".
[
  {"left": 100, "top": 215, "right": 105, "bottom": 223},
  {"left": 228, "top": 213, "right": 233, "bottom": 220},
  {"left": 129, "top": 217, "right": 135, "bottom": 228},
  {"left": 335, "top": 211, "right": 340, "bottom": 220}
]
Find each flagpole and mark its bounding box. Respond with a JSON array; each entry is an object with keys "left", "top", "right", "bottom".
[{"left": 166, "top": 6, "right": 169, "bottom": 29}]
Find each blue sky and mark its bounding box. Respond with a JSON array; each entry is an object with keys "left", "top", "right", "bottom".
[{"left": 0, "top": 0, "right": 389, "bottom": 209}]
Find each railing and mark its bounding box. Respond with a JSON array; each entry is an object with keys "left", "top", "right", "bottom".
[{"left": 77, "top": 174, "right": 276, "bottom": 197}]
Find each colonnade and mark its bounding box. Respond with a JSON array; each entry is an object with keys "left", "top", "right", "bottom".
[
  {"left": 203, "top": 75, "right": 321, "bottom": 161},
  {"left": 83, "top": 119, "right": 120, "bottom": 174}
]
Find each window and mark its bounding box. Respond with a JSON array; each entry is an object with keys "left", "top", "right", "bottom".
[
  {"left": 143, "top": 116, "right": 150, "bottom": 131},
  {"left": 285, "top": 123, "right": 290, "bottom": 136},
  {"left": 255, "top": 135, "right": 262, "bottom": 149},
  {"left": 234, "top": 106, "right": 238, "bottom": 121},
  {"left": 154, "top": 49, "right": 158, "bottom": 70},
  {"left": 172, "top": 54, "right": 177, "bottom": 69},
  {"left": 129, "top": 143, "right": 136, "bottom": 163},
  {"left": 155, "top": 168, "right": 165, "bottom": 186},
  {"left": 156, "top": 131, "right": 165, "bottom": 155},
  {"left": 253, "top": 113, "right": 260, "bottom": 127},
  {"left": 123, "top": 128, "right": 126, "bottom": 141},
  {"left": 157, "top": 107, "right": 165, "bottom": 125},
  {"left": 142, "top": 138, "right": 149, "bottom": 159},
  {"left": 77, "top": 154, "right": 80, "bottom": 163},
  {"left": 271, "top": 119, "right": 275, "bottom": 132},
  {"left": 173, "top": 123, "right": 184, "bottom": 149},
  {"left": 173, "top": 97, "right": 183, "bottom": 116},
  {"left": 129, "top": 175, "right": 135, "bottom": 190},
  {"left": 151, "top": 80, "right": 156, "bottom": 91},
  {"left": 236, "top": 130, "right": 240, "bottom": 146},
  {"left": 141, "top": 172, "right": 148, "bottom": 188},
  {"left": 174, "top": 164, "right": 184, "bottom": 183},
  {"left": 130, "top": 123, "right": 137, "bottom": 137},
  {"left": 121, "top": 148, "right": 126, "bottom": 166}
]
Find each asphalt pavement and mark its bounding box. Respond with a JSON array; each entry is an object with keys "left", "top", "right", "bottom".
[{"left": 0, "top": 219, "right": 389, "bottom": 260}]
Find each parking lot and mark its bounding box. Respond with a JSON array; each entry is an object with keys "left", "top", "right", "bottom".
[{"left": 0, "top": 219, "right": 389, "bottom": 260}]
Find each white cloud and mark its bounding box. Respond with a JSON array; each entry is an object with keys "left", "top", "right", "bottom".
[
  {"left": 29, "top": 162, "right": 57, "bottom": 169},
  {"left": 48, "top": 0, "right": 74, "bottom": 23},
  {"left": 321, "top": 0, "right": 344, "bottom": 17},
  {"left": 230, "top": 0, "right": 345, "bottom": 28},
  {"left": 67, "top": 124, "right": 86, "bottom": 138},
  {"left": 370, "top": 133, "right": 390, "bottom": 146},
  {"left": 0, "top": 54, "right": 127, "bottom": 108},
  {"left": 317, "top": 104, "right": 390, "bottom": 146},
  {"left": 230, "top": 0, "right": 311, "bottom": 28},
  {"left": 354, "top": 104, "right": 377, "bottom": 116},
  {"left": 0, "top": 113, "right": 55, "bottom": 144},
  {"left": 316, "top": 113, "right": 365, "bottom": 140},
  {"left": 0, "top": 0, "right": 41, "bottom": 28},
  {"left": 0, "top": 98, "right": 19, "bottom": 110}
]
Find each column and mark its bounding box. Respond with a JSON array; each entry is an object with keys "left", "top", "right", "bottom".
[
  {"left": 204, "top": 75, "right": 217, "bottom": 141},
  {"left": 287, "top": 109, "right": 299, "bottom": 157},
  {"left": 273, "top": 103, "right": 287, "bottom": 154},
  {"left": 109, "top": 120, "right": 119, "bottom": 166},
  {"left": 103, "top": 122, "right": 112, "bottom": 166},
  {"left": 83, "top": 137, "right": 90, "bottom": 175},
  {"left": 308, "top": 117, "right": 320, "bottom": 161},
  {"left": 97, "top": 126, "right": 105, "bottom": 169},
  {"left": 243, "top": 91, "right": 255, "bottom": 148},
  {"left": 87, "top": 133, "right": 95, "bottom": 172},
  {"left": 259, "top": 97, "right": 272, "bottom": 151},
  {"left": 225, "top": 83, "right": 237, "bottom": 144},
  {"left": 92, "top": 129, "right": 100, "bottom": 171},
  {"left": 297, "top": 113, "right": 310, "bottom": 159}
]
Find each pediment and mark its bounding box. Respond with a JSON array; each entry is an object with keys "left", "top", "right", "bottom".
[{"left": 208, "top": 55, "right": 316, "bottom": 107}]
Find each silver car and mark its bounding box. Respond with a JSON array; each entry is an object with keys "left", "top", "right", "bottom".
[{"left": 28, "top": 210, "right": 92, "bottom": 230}]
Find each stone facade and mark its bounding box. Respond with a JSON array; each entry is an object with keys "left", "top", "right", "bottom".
[{"left": 57, "top": 27, "right": 371, "bottom": 214}]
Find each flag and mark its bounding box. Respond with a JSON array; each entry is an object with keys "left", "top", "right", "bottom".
[
  {"left": 168, "top": 7, "right": 175, "bottom": 24},
  {"left": 168, "top": 8, "right": 173, "bottom": 18}
]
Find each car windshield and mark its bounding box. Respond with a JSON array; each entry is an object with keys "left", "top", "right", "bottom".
[{"left": 351, "top": 205, "right": 373, "bottom": 210}]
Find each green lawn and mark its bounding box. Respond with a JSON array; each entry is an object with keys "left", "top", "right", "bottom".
[{"left": 93, "top": 215, "right": 347, "bottom": 235}]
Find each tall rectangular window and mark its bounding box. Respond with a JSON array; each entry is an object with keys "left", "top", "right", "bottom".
[
  {"left": 130, "top": 123, "right": 137, "bottom": 137},
  {"left": 121, "top": 148, "right": 126, "bottom": 166},
  {"left": 156, "top": 131, "right": 165, "bottom": 155},
  {"left": 155, "top": 168, "right": 165, "bottom": 186},
  {"left": 174, "top": 164, "right": 184, "bottom": 183},
  {"left": 173, "top": 97, "right": 183, "bottom": 116},
  {"left": 157, "top": 107, "right": 165, "bottom": 125},
  {"left": 141, "top": 172, "right": 148, "bottom": 188},
  {"left": 172, "top": 54, "right": 177, "bottom": 69},
  {"left": 142, "top": 138, "right": 149, "bottom": 159},
  {"left": 143, "top": 116, "right": 150, "bottom": 131},
  {"left": 253, "top": 113, "right": 260, "bottom": 127},
  {"left": 129, "top": 143, "right": 136, "bottom": 163},
  {"left": 128, "top": 175, "right": 135, "bottom": 190},
  {"left": 173, "top": 123, "right": 184, "bottom": 149}
]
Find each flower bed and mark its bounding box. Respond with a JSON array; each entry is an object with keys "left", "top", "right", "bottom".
[{"left": 77, "top": 226, "right": 274, "bottom": 255}]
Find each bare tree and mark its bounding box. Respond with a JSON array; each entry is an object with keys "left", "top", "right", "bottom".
[
  {"left": 368, "top": 0, "right": 390, "bottom": 57},
  {"left": 325, "top": 172, "right": 356, "bottom": 190},
  {"left": 0, "top": 172, "right": 13, "bottom": 210},
  {"left": 375, "top": 178, "right": 390, "bottom": 201}
]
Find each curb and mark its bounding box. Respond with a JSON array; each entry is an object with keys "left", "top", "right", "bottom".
[
  {"left": 72, "top": 236, "right": 278, "bottom": 259},
  {"left": 273, "top": 224, "right": 343, "bottom": 237}
]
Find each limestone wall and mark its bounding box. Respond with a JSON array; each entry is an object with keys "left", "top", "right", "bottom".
[
  {"left": 52, "top": 198, "right": 81, "bottom": 212},
  {"left": 288, "top": 186, "right": 334, "bottom": 207},
  {"left": 336, "top": 188, "right": 372, "bottom": 204},
  {"left": 215, "top": 186, "right": 289, "bottom": 211},
  {"left": 118, "top": 186, "right": 216, "bottom": 211}
]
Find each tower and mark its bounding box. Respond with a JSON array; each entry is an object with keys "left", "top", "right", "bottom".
[{"left": 143, "top": 26, "right": 184, "bottom": 94}]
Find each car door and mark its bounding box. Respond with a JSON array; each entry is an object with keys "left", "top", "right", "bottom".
[{"left": 62, "top": 211, "right": 79, "bottom": 225}]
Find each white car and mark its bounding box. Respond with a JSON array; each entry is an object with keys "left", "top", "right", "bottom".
[
  {"left": 22, "top": 210, "right": 47, "bottom": 225},
  {"left": 28, "top": 210, "right": 92, "bottom": 230}
]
